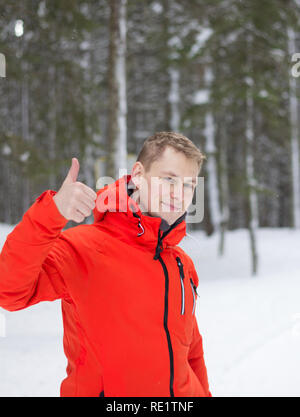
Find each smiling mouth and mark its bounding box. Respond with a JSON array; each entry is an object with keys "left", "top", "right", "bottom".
[{"left": 161, "top": 202, "right": 182, "bottom": 211}]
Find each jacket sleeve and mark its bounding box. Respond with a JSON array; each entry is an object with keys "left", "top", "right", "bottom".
[
  {"left": 188, "top": 313, "right": 212, "bottom": 397},
  {"left": 0, "top": 189, "right": 73, "bottom": 312}
]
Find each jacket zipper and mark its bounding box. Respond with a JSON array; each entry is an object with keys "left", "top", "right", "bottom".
[
  {"left": 152, "top": 213, "right": 187, "bottom": 398},
  {"left": 176, "top": 256, "right": 185, "bottom": 315},
  {"left": 190, "top": 278, "right": 198, "bottom": 314},
  {"left": 158, "top": 253, "right": 174, "bottom": 397}
]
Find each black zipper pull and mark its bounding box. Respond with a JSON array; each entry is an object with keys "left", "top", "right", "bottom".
[
  {"left": 175, "top": 256, "right": 184, "bottom": 278},
  {"left": 190, "top": 277, "right": 199, "bottom": 297},
  {"left": 190, "top": 278, "right": 196, "bottom": 314},
  {"left": 176, "top": 256, "right": 185, "bottom": 315}
]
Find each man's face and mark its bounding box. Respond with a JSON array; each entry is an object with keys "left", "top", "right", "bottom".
[{"left": 131, "top": 146, "right": 199, "bottom": 225}]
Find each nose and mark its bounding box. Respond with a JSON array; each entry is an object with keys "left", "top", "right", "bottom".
[{"left": 170, "top": 182, "right": 184, "bottom": 205}]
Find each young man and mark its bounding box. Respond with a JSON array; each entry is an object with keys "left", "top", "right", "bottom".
[{"left": 0, "top": 131, "right": 212, "bottom": 397}]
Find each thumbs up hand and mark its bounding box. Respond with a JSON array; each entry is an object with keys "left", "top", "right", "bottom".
[{"left": 53, "top": 158, "right": 97, "bottom": 223}]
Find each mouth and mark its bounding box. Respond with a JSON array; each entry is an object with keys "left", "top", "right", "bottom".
[{"left": 161, "top": 202, "right": 182, "bottom": 212}]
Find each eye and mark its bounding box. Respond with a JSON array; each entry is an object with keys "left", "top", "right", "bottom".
[
  {"left": 184, "top": 183, "right": 194, "bottom": 189},
  {"left": 163, "top": 177, "right": 175, "bottom": 183}
]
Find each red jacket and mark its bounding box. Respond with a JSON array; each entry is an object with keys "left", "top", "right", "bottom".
[{"left": 0, "top": 174, "right": 211, "bottom": 397}]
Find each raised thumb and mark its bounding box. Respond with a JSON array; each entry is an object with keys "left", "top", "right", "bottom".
[{"left": 64, "top": 158, "right": 80, "bottom": 184}]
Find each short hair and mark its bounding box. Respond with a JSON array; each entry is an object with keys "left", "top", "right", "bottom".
[{"left": 136, "top": 131, "right": 206, "bottom": 172}]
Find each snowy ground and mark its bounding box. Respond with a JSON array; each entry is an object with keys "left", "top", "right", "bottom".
[{"left": 0, "top": 223, "right": 299, "bottom": 397}]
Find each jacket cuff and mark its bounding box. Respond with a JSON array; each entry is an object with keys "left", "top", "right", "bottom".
[{"left": 29, "top": 189, "right": 69, "bottom": 230}]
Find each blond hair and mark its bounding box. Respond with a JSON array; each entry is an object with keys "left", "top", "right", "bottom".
[{"left": 136, "top": 131, "right": 206, "bottom": 172}]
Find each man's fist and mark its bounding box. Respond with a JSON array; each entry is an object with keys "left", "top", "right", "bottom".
[{"left": 53, "top": 158, "right": 97, "bottom": 223}]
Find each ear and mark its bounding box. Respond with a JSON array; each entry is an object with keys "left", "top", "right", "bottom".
[{"left": 131, "top": 162, "right": 144, "bottom": 190}]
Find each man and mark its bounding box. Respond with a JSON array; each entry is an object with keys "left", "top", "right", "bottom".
[{"left": 0, "top": 131, "right": 212, "bottom": 397}]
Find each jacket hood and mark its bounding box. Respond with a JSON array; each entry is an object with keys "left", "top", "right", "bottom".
[{"left": 92, "top": 174, "right": 187, "bottom": 255}]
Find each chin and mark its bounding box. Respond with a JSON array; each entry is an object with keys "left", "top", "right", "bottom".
[
  {"left": 160, "top": 212, "right": 183, "bottom": 225},
  {"left": 147, "top": 207, "right": 184, "bottom": 225}
]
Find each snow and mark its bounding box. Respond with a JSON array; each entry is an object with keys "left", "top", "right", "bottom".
[
  {"left": 19, "top": 151, "right": 30, "bottom": 162},
  {"left": 181, "top": 227, "right": 300, "bottom": 396},
  {"left": 37, "top": 1, "right": 46, "bottom": 18},
  {"left": 168, "top": 36, "right": 182, "bottom": 49},
  {"left": 259, "top": 90, "right": 269, "bottom": 98},
  {"left": 188, "top": 27, "right": 213, "bottom": 58},
  {"left": 2, "top": 144, "right": 11, "bottom": 156},
  {"left": 193, "top": 89, "right": 210, "bottom": 105},
  {"left": 270, "top": 48, "right": 285, "bottom": 61},
  {"left": 14, "top": 20, "right": 24, "bottom": 38},
  {"left": 151, "top": 2, "right": 163, "bottom": 14},
  {"left": 0, "top": 224, "right": 299, "bottom": 396}
]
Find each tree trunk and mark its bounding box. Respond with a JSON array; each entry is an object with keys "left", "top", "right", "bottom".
[
  {"left": 168, "top": 66, "right": 180, "bottom": 131},
  {"left": 245, "top": 31, "right": 259, "bottom": 276},
  {"left": 83, "top": 23, "right": 96, "bottom": 224},
  {"left": 203, "top": 65, "right": 221, "bottom": 237},
  {"left": 48, "top": 65, "right": 57, "bottom": 190},
  {"left": 107, "top": 0, "right": 128, "bottom": 179},
  {"left": 218, "top": 119, "right": 230, "bottom": 256},
  {"left": 288, "top": 26, "right": 300, "bottom": 228},
  {"left": 21, "top": 58, "right": 30, "bottom": 212}
]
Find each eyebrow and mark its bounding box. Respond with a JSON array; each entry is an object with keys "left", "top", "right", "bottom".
[{"left": 161, "top": 171, "right": 196, "bottom": 184}]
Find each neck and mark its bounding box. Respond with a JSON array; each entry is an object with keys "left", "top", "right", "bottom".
[{"left": 126, "top": 181, "right": 171, "bottom": 230}]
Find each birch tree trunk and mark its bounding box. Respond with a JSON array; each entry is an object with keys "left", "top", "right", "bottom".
[
  {"left": 168, "top": 66, "right": 180, "bottom": 131},
  {"left": 288, "top": 26, "right": 300, "bottom": 228},
  {"left": 48, "top": 65, "right": 57, "bottom": 191},
  {"left": 21, "top": 59, "right": 30, "bottom": 212},
  {"left": 218, "top": 118, "right": 230, "bottom": 256},
  {"left": 107, "top": 0, "right": 128, "bottom": 179},
  {"left": 162, "top": 0, "right": 181, "bottom": 133},
  {"left": 83, "top": 23, "right": 96, "bottom": 224},
  {"left": 203, "top": 65, "right": 222, "bottom": 237},
  {"left": 0, "top": 53, "right": 5, "bottom": 77},
  {"left": 245, "top": 30, "right": 259, "bottom": 276}
]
